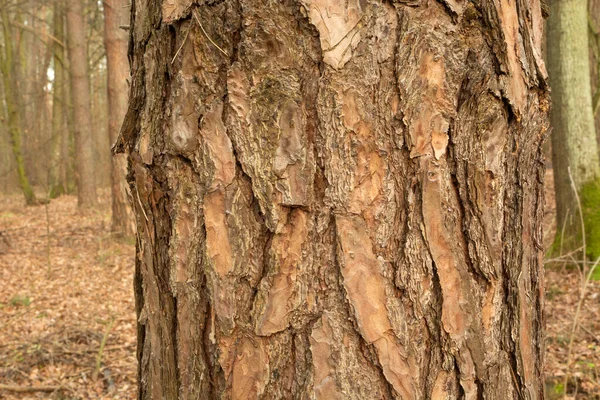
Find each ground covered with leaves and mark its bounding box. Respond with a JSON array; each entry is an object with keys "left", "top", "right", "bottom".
[
  {"left": 0, "top": 173, "right": 599, "bottom": 398},
  {"left": 0, "top": 193, "right": 136, "bottom": 399}
]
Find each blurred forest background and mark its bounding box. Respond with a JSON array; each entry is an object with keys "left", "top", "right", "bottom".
[{"left": 0, "top": 0, "right": 599, "bottom": 399}]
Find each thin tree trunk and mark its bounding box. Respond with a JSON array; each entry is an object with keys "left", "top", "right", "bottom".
[
  {"left": 34, "top": 9, "right": 54, "bottom": 189},
  {"left": 0, "top": 2, "right": 37, "bottom": 205},
  {"left": 103, "top": 0, "right": 135, "bottom": 236},
  {"left": 66, "top": 0, "right": 97, "bottom": 207},
  {"left": 119, "top": 1, "right": 549, "bottom": 398},
  {"left": 548, "top": 0, "right": 600, "bottom": 258},
  {"left": 49, "top": 1, "right": 67, "bottom": 198},
  {"left": 63, "top": 61, "right": 77, "bottom": 195}
]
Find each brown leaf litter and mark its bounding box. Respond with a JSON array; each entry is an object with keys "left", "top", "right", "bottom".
[{"left": 0, "top": 192, "right": 136, "bottom": 399}]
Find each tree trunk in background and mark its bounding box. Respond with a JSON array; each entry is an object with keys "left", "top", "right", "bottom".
[
  {"left": 66, "top": 0, "right": 97, "bottom": 207},
  {"left": 49, "top": 1, "right": 67, "bottom": 198},
  {"left": 21, "top": 1, "right": 37, "bottom": 184},
  {"left": 119, "top": 1, "right": 549, "bottom": 398},
  {"left": 590, "top": 0, "right": 600, "bottom": 150},
  {"left": 64, "top": 63, "right": 77, "bottom": 195},
  {"left": 0, "top": 76, "right": 17, "bottom": 192},
  {"left": 34, "top": 10, "right": 54, "bottom": 189},
  {"left": 103, "top": 0, "right": 135, "bottom": 236},
  {"left": 0, "top": 2, "right": 37, "bottom": 205},
  {"left": 548, "top": 0, "right": 600, "bottom": 258}
]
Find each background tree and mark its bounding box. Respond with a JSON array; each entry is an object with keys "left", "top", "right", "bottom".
[
  {"left": 48, "top": 0, "right": 68, "bottom": 198},
  {"left": 119, "top": 0, "right": 548, "bottom": 397},
  {"left": 0, "top": 0, "right": 37, "bottom": 204},
  {"left": 548, "top": 0, "right": 600, "bottom": 259},
  {"left": 66, "top": 0, "right": 97, "bottom": 207},
  {"left": 103, "top": 0, "right": 135, "bottom": 236}
]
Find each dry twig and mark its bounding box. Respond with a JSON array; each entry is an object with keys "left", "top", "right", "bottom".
[
  {"left": 0, "top": 384, "right": 61, "bottom": 393},
  {"left": 192, "top": 9, "right": 229, "bottom": 57}
]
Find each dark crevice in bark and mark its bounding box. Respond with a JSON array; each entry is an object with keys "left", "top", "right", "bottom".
[
  {"left": 250, "top": 228, "right": 273, "bottom": 317},
  {"left": 290, "top": 331, "right": 299, "bottom": 394},
  {"left": 475, "top": 377, "right": 485, "bottom": 400},
  {"left": 501, "top": 142, "right": 525, "bottom": 395},
  {"left": 454, "top": 356, "right": 466, "bottom": 398},
  {"left": 230, "top": 0, "right": 243, "bottom": 64},
  {"left": 133, "top": 232, "right": 146, "bottom": 400},
  {"left": 425, "top": 260, "right": 445, "bottom": 396},
  {"left": 392, "top": 147, "right": 414, "bottom": 293},
  {"left": 206, "top": 0, "right": 227, "bottom": 6},
  {"left": 171, "top": 296, "right": 181, "bottom": 394},
  {"left": 167, "top": 23, "right": 178, "bottom": 64},
  {"left": 435, "top": 0, "right": 460, "bottom": 22},
  {"left": 447, "top": 137, "right": 490, "bottom": 291}
]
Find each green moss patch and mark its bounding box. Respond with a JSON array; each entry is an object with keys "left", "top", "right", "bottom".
[{"left": 581, "top": 178, "right": 600, "bottom": 264}]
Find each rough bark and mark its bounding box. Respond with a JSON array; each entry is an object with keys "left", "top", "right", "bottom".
[
  {"left": 66, "top": 0, "right": 97, "bottom": 207},
  {"left": 548, "top": 0, "right": 600, "bottom": 258},
  {"left": 119, "top": 0, "right": 549, "bottom": 398},
  {"left": 103, "top": 0, "right": 135, "bottom": 236}
]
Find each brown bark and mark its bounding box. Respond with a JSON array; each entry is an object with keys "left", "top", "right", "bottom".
[
  {"left": 66, "top": 0, "right": 97, "bottom": 207},
  {"left": 49, "top": 1, "right": 67, "bottom": 198},
  {"left": 103, "top": 0, "right": 135, "bottom": 236},
  {"left": 0, "top": 1, "right": 37, "bottom": 204},
  {"left": 119, "top": 0, "right": 549, "bottom": 398}
]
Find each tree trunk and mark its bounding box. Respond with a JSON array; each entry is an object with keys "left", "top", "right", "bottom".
[
  {"left": 548, "top": 0, "right": 600, "bottom": 258},
  {"left": 49, "top": 1, "right": 67, "bottom": 198},
  {"left": 66, "top": 0, "right": 97, "bottom": 207},
  {"left": 63, "top": 60, "right": 77, "bottom": 195},
  {"left": 0, "top": 2, "right": 37, "bottom": 205},
  {"left": 590, "top": 0, "right": 600, "bottom": 146},
  {"left": 119, "top": 1, "right": 549, "bottom": 398},
  {"left": 103, "top": 0, "right": 135, "bottom": 236}
]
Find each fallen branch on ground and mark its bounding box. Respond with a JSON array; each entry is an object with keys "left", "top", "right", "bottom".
[{"left": 0, "top": 384, "right": 61, "bottom": 392}]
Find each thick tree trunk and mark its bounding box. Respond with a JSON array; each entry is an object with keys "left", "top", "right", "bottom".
[
  {"left": 103, "top": 0, "right": 135, "bottom": 236},
  {"left": 119, "top": 0, "right": 549, "bottom": 398},
  {"left": 548, "top": 0, "right": 600, "bottom": 258},
  {"left": 66, "top": 0, "right": 97, "bottom": 207}
]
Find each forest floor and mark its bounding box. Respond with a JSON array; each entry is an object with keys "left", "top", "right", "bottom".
[
  {"left": 0, "top": 171, "right": 599, "bottom": 399},
  {"left": 0, "top": 192, "right": 136, "bottom": 399}
]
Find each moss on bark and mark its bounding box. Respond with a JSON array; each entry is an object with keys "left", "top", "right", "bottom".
[{"left": 581, "top": 178, "right": 600, "bottom": 260}]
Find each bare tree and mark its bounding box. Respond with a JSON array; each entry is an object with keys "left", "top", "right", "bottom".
[{"left": 118, "top": 1, "right": 548, "bottom": 398}]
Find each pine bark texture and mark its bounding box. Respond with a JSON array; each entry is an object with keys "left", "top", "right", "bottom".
[
  {"left": 103, "top": 0, "right": 136, "bottom": 236},
  {"left": 66, "top": 0, "right": 97, "bottom": 207},
  {"left": 547, "top": 0, "right": 600, "bottom": 256},
  {"left": 119, "top": 0, "right": 549, "bottom": 398}
]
